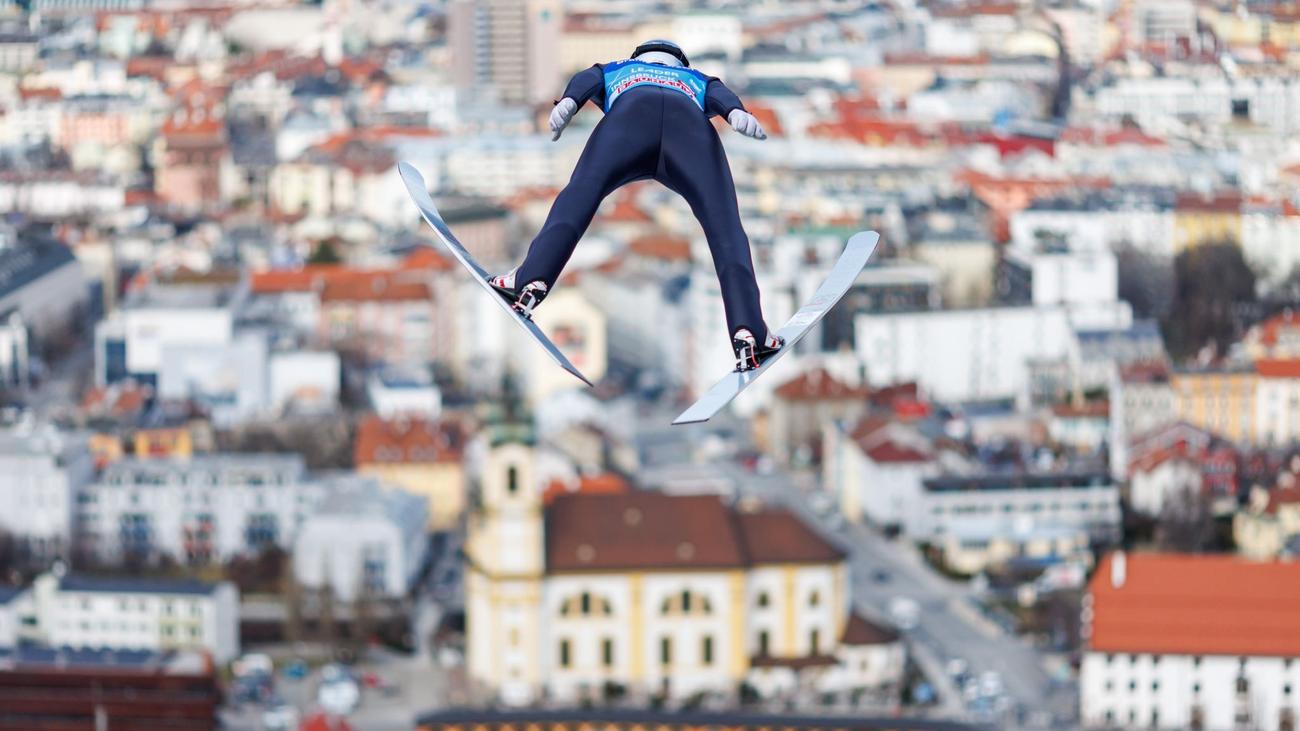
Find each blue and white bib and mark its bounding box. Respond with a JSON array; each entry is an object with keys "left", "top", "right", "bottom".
[{"left": 602, "top": 60, "right": 709, "bottom": 113}]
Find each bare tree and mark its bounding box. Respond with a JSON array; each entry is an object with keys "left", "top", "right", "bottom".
[{"left": 1156, "top": 485, "right": 1216, "bottom": 552}]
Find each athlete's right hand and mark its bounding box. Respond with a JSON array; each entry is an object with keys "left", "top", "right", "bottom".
[
  {"left": 728, "top": 109, "right": 768, "bottom": 140},
  {"left": 550, "top": 98, "right": 579, "bottom": 141}
]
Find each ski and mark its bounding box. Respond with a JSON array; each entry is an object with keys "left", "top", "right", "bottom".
[
  {"left": 672, "top": 230, "right": 880, "bottom": 425},
  {"left": 397, "top": 162, "right": 594, "bottom": 387}
]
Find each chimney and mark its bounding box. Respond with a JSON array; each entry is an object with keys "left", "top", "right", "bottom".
[{"left": 1111, "top": 551, "right": 1127, "bottom": 588}]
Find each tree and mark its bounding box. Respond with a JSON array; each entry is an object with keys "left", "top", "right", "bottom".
[
  {"left": 307, "top": 239, "right": 342, "bottom": 265},
  {"left": 1161, "top": 242, "right": 1257, "bottom": 360},
  {"left": 1115, "top": 241, "right": 1175, "bottom": 319},
  {"left": 1155, "top": 484, "right": 1216, "bottom": 552}
]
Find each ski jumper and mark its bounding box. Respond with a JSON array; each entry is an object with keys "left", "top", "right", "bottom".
[{"left": 513, "top": 60, "right": 769, "bottom": 342}]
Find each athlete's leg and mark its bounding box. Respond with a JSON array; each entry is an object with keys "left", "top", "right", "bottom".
[
  {"left": 658, "top": 115, "right": 768, "bottom": 341},
  {"left": 513, "top": 108, "right": 657, "bottom": 289}
]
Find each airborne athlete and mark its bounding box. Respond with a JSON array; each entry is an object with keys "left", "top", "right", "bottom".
[{"left": 488, "top": 39, "right": 785, "bottom": 372}]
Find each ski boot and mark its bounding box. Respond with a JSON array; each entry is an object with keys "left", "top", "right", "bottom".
[
  {"left": 488, "top": 269, "right": 549, "bottom": 320},
  {"left": 732, "top": 327, "right": 784, "bottom": 372}
]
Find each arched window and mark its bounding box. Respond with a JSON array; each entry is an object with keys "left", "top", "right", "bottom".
[
  {"left": 660, "top": 590, "right": 713, "bottom": 616},
  {"left": 756, "top": 591, "right": 770, "bottom": 608},
  {"left": 559, "top": 591, "right": 612, "bottom": 617},
  {"left": 506, "top": 465, "right": 519, "bottom": 494}
]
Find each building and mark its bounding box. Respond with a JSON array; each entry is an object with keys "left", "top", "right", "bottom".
[
  {"left": 18, "top": 572, "right": 240, "bottom": 663},
  {"left": 1128, "top": 449, "right": 1203, "bottom": 517},
  {"left": 1080, "top": 552, "right": 1300, "bottom": 731},
  {"left": 0, "top": 425, "right": 94, "bottom": 564},
  {"left": 854, "top": 305, "right": 1080, "bottom": 405},
  {"left": 0, "top": 228, "right": 88, "bottom": 342},
  {"left": 824, "top": 417, "right": 937, "bottom": 534},
  {"left": 1255, "top": 359, "right": 1300, "bottom": 447},
  {"left": 449, "top": 0, "right": 562, "bottom": 106},
  {"left": 0, "top": 647, "right": 221, "bottom": 731},
  {"left": 0, "top": 308, "right": 29, "bottom": 389},
  {"left": 1234, "top": 485, "right": 1300, "bottom": 560},
  {"left": 367, "top": 366, "right": 443, "bottom": 418},
  {"left": 767, "top": 367, "right": 870, "bottom": 466},
  {"left": 77, "top": 454, "right": 322, "bottom": 565},
  {"left": 466, "top": 437, "right": 900, "bottom": 705},
  {"left": 93, "top": 276, "right": 241, "bottom": 388},
  {"left": 922, "top": 471, "right": 1121, "bottom": 575},
  {"left": 293, "top": 478, "right": 430, "bottom": 602},
  {"left": 1108, "top": 362, "right": 1176, "bottom": 480},
  {"left": 1171, "top": 366, "right": 1258, "bottom": 446},
  {"left": 355, "top": 415, "right": 467, "bottom": 530},
  {"left": 0, "top": 586, "right": 20, "bottom": 648}
]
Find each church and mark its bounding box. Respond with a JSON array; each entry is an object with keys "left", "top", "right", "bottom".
[{"left": 465, "top": 436, "right": 905, "bottom": 705}]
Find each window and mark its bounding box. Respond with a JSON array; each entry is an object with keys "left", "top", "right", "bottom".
[
  {"left": 702, "top": 636, "right": 714, "bottom": 666},
  {"left": 559, "top": 639, "right": 571, "bottom": 668},
  {"left": 580, "top": 592, "right": 590, "bottom": 615},
  {"left": 758, "top": 630, "right": 770, "bottom": 656},
  {"left": 756, "top": 592, "right": 769, "bottom": 608},
  {"left": 602, "top": 638, "right": 613, "bottom": 668},
  {"left": 810, "top": 628, "right": 821, "bottom": 655},
  {"left": 506, "top": 465, "right": 519, "bottom": 494},
  {"left": 808, "top": 591, "right": 820, "bottom": 608},
  {"left": 660, "top": 637, "right": 672, "bottom": 666},
  {"left": 1152, "top": 681, "right": 1160, "bottom": 692}
]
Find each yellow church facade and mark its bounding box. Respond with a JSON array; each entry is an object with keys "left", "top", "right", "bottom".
[{"left": 466, "top": 438, "right": 903, "bottom": 705}]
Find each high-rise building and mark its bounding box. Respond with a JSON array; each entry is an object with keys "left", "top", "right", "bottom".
[{"left": 450, "top": 0, "right": 562, "bottom": 106}]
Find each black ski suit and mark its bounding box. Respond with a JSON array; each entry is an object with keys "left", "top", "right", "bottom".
[{"left": 513, "top": 61, "right": 769, "bottom": 342}]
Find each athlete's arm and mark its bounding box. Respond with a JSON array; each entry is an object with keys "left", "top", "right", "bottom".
[
  {"left": 704, "top": 78, "right": 746, "bottom": 119},
  {"left": 560, "top": 64, "right": 607, "bottom": 110}
]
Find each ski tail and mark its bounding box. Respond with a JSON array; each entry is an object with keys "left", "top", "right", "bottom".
[
  {"left": 397, "top": 162, "right": 594, "bottom": 388},
  {"left": 672, "top": 230, "right": 880, "bottom": 425}
]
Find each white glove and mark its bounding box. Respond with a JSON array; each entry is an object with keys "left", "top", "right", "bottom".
[
  {"left": 550, "top": 98, "right": 579, "bottom": 141},
  {"left": 728, "top": 109, "right": 767, "bottom": 140}
]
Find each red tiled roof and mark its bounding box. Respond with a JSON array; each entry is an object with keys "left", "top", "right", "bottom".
[
  {"left": 1175, "top": 192, "right": 1242, "bottom": 213},
  {"left": 320, "top": 272, "right": 430, "bottom": 303},
  {"left": 400, "top": 247, "right": 452, "bottom": 272},
  {"left": 864, "top": 441, "right": 930, "bottom": 463},
  {"left": 774, "top": 367, "right": 868, "bottom": 401},
  {"left": 1087, "top": 552, "right": 1300, "bottom": 657},
  {"left": 1256, "top": 358, "right": 1300, "bottom": 378},
  {"left": 250, "top": 265, "right": 343, "bottom": 294},
  {"left": 545, "top": 493, "right": 843, "bottom": 573},
  {"left": 1266, "top": 486, "right": 1300, "bottom": 514},
  {"left": 355, "top": 416, "right": 465, "bottom": 465},
  {"left": 299, "top": 713, "right": 354, "bottom": 731},
  {"left": 841, "top": 612, "right": 901, "bottom": 645},
  {"left": 542, "top": 473, "right": 631, "bottom": 505},
  {"left": 628, "top": 235, "right": 690, "bottom": 262},
  {"left": 602, "top": 193, "right": 653, "bottom": 223},
  {"left": 1120, "top": 361, "right": 1170, "bottom": 384}
]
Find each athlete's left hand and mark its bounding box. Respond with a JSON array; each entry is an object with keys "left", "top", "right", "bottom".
[{"left": 728, "top": 109, "right": 768, "bottom": 140}]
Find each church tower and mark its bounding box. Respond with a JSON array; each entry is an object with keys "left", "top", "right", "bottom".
[{"left": 465, "top": 426, "right": 545, "bottom": 704}]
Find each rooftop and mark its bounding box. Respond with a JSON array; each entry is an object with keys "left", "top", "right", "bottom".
[
  {"left": 355, "top": 416, "right": 465, "bottom": 465},
  {"left": 59, "top": 574, "right": 221, "bottom": 596},
  {"left": 1087, "top": 552, "right": 1300, "bottom": 657},
  {"left": 545, "top": 492, "right": 844, "bottom": 573}
]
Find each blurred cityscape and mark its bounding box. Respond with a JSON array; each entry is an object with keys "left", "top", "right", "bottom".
[{"left": 0, "top": 0, "right": 1299, "bottom": 730}]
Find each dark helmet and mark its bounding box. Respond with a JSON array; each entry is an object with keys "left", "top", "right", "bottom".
[{"left": 632, "top": 39, "right": 690, "bottom": 67}]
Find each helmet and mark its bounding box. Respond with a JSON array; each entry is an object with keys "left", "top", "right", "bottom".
[{"left": 632, "top": 39, "right": 690, "bottom": 67}]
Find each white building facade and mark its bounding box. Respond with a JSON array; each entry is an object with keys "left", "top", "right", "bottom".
[
  {"left": 17, "top": 572, "right": 240, "bottom": 664},
  {"left": 1082, "top": 552, "right": 1300, "bottom": 731},
  {"left": 77, "top": 455, "right": 323, "bottom": 565},
  {"left": 0, "top": 425, "right": 95, "bottom": 563}
]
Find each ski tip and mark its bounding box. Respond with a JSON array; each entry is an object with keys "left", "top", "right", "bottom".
[{"left": 397, "top": 160, "right": 420, "bottom": 180}]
